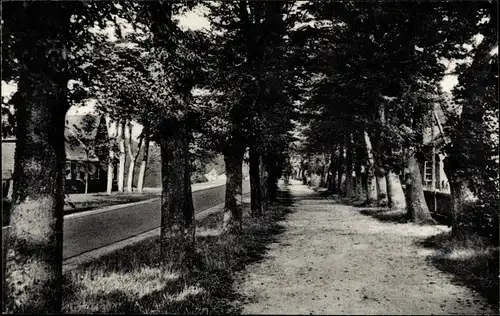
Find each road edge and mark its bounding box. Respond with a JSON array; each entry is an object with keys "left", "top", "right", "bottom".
[{"left": 62, "top": 193, "right": 250, "bottom": 272}]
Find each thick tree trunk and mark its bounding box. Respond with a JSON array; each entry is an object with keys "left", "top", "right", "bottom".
[
  {"left": 443, "top": 157, "right": 477, "bottom": 237},
  {"left": 159, "top": 121, "right": 195, "bottom": 269},
  {"left": 363, "top": 131, "right": 378, "bottom": 204},
  {"left": 386, "top": 170, "right": 406, "bottom": 211},
  {"left": 406, "top": 153, "right": 435, "bottom": 224},
  {"left": 442, "top": 32, "right": 496, "bottom": 237},
  {"left": 249, "top": 147, "right": 262, "bottom": 217},
  {"left": 223, "top": 144, "right": 245, "bottom": 234},
  {"left": 5, "top": 4, "right": 70, "bottom": 312},
  {"left": 117, "top": 121, "right": 126, "bottom": 193}
]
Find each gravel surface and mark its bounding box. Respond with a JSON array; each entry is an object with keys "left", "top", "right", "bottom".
[{"left": 237, "top": 184, "right": 496, "bottom": 315}]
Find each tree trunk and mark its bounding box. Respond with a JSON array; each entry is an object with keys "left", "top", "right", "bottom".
[
  {"left": 85, "top": 156, "right": 89, "bottom": 196},
  {"left": 354, "top": 164, "right": 365, "bottom": 202},
  {"left": 260, "top": 156, "right": 269, "bottom": 212},
  {"left": 266, "top": 162, "right": 278, "bottom": 202},
  {"left": 106, "top": 120, "right": 118, "bottom": 195},
  {"left": 345, "top": 136, "right": 354, "bottom": 200},
  {"left": 127, "top": 161, "right": 135, "bottom": 193},
  {"left": 375, "top": 103, "right": 389, "bottom": 206},
  {"left": 406, "top": 153, "right": 435, "bottom": 224},
  {"left": 5, "top": 4, "right": 70, "bottom": 312},
  {"left": 443, "top": 157, "right": 477, "bottom": 237},
  {"left": 443, "top": 31, "right": 496, "bottom": 238},
  {"left": 106, "top": 151, "right": 114, "bottom": 195},
  {"left": 223, "top": 144, "right": 245, "bottom": 234},
  {"left": 249, "top": 147, "right": 262, "bottom": 217},
  {"left": 126, "top": 122, "right": 143, "bottom": 193},
  {"left": 117, "top": 121, "right": 126, "bottom": 193},
  {"left": 137, "top": 129, "right": 150, "bottom": 193},
  {"left": 375, "top": 169, "right": 388, "bottom": 206},
  {"left": 159, "top": 121, "right": 195, "bottom": 269},
  {"left": 363, "top": 131, "right": 378, "bottom": 204},
  {"left": 386, "top": 171, "right": 406, "bottom": 211},
  {"left": 337, "top": 143, "right": 344, "bottom": 195},
  {"left": 328, "top": 152, "right": 337, "bottom": 192}
]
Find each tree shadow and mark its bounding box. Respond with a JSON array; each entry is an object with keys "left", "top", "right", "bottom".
[
  {"left": 415, "top": 232, "right": 499, "bottom": 309},
  {"left": 358, "top": 208, "right": 410, "bottom": 224}
]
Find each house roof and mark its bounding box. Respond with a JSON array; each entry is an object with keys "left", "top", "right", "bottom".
[{"left": 2, "top": 114, "right": 103, "bottom": 179}]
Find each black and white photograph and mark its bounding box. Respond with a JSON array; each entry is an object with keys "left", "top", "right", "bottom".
[{"left": 1, "top": 0, "right": 498, "bottom": 314}]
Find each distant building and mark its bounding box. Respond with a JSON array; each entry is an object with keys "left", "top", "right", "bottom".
[
  {"left": 204, "top": 168, "right": 219, "bottom": 183},
  {"left": 2, "top": 113, "right": 110, "bottom": 196}
]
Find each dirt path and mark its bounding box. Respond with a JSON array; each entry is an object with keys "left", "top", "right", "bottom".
[{"left": 237, "top": 183, "right": 496, "bottom": 315}]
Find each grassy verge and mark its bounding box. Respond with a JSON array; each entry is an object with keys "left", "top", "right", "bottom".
[
  {"left": 62, "top": 191, "right": 293, "bottom": 314},
  {"left": 418, "top": 232, "right": 499, "bottom": 309}
]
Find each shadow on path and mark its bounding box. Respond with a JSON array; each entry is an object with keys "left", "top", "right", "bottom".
[
  {"left": 416, "top": 232, "right": 499, "bottom": 309},
  {"left": 358, "top": 208, "right": 410, "bottom": 224}
]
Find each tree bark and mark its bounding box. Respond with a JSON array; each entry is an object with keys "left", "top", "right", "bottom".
[
  {"left": 374, "top": 103, "right": 389, "bottom": 206},
  {"left": 375, "top": 169, "right": 388, "bottom": 206},
  {"left": 386, "top": 170, "right": 406, "bottom": 211},
  {"left": 345, "top": 136, "right": 354, "bottom": 200},
  {"left": 117, "top": 121, "right": 126, "bottom": 193},
  {"left": 126, "top": 123, "right": 143, "bottom": 193},
  {"left": 85, "top": 155, "right": 89, "bottom": 196},
  {"left": 106, "top": 120, "right": 118, "bottom": 195},
  {"left": 137, "top": 127, "right": 150, "bottom": 193},
  {"left": 354, "top": 163, "right": 365, "bottom": 202},
  {"left": 443, "top": 157, "right": 477, "bottom": 237},
  {"left": 249, "top": 147, "right": 262, "bottom": 217},
  {"left": 260, "top": 155, "right": 269, "bottom": 212},
  {"left": 159, "top": 120, "right": 195, "bottom": 269},
  {"left": 223, "top": 143, "right": 245, "bottom": 234},
  {"left": 406, "top": 153, "right": 435, "bottom": 224},
  {"left": 5, "top": 4, "right": 70, "bottom": 312},
  {"left": 328, "top": 151, "right": 337, "bottom": 192},
  {"left": 106, "top": 149, "right": 114, "bottom": 195},
  {"left": 337, "top": 143, "right": 344, "bottom": 195},
  {"left": 363, "top": 131, "right": 378, "bottom": 204},
  {"left": 266, "top": 162, "right": 279, "bottom": 202}
]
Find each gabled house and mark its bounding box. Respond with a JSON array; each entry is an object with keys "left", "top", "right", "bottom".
[
  {"left": 64, "top": 114, "right": 110, "bottom": 193},
  {"left": 421, "top": 103, "right": 451, "bottom": 193},
  {"left": 1, "top": 113, "right": 111, "bottom": 196}
]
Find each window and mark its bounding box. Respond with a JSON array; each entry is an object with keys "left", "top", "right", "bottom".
[
  {"left": 65, "top": 162, "right": 72, "bottom": 180},
  {"left": 424, "top": 161, "right": 433, "bottom": 183}
]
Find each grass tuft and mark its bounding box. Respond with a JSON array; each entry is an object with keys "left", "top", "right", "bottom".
[{"left": 62, "top": 190, "right": 293, "bottom": 314}]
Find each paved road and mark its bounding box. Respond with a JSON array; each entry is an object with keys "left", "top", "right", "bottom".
[{"left": 63, "top": 181, "right": 250, "bottom": 260}]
